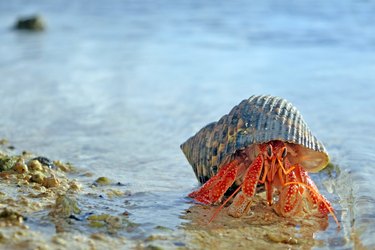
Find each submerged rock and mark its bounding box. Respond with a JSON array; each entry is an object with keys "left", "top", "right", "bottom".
[
  {"left": 50, "top": 195, "right": 81, "bottom": 218},
  {"left": 94, "top": 177, "right": 111, "bottom": 186},
  {"left": 14, "top": 15, "right": 45, "bottom": 31}
]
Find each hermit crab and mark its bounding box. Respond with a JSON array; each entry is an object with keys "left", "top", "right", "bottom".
[{"left": 181, "top": 95, "right": 339, "bottom": 226}]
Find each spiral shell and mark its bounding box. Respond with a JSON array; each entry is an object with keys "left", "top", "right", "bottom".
[{"left": 181, "top": 95, "right": 329, "bottom": 183}]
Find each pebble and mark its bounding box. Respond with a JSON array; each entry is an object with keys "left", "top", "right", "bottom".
[
  {"left": 43, "top": 176, "right": 59, "bottom": 188},
  {"left": 13, "top": 162, "right": 28, "bottom": 174},
  {"left": 94, "top": 177, "right": 111, "bottom": 186},
  {"left": 28, "top": 160, "right": 43, "bottom": 172},
  {"left": 30, "top": 172, "right": 45, "bottom": 184},
  {"left": 68, "top": 181, "right": 81, "bottom": 191}
]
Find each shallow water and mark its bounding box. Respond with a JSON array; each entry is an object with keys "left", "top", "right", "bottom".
[{"left": 0, "top": 0, "right": 375, "bottom": 248}]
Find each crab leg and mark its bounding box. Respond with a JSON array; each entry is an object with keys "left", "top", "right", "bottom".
[
  {"left": 285, "top": 165, "right": 340, "bottom": 227},
  {"left": 274, "top": 168, "right": 304, "bottom": 217},
  {"left": 188, "top": 158, "right": 243, "bottom": 204},
  {"left": 228, "top": 154, "right": 264, "bottom": 217},
  {"left": 296, "top": 165, "right": 339, "bottom": 225},
  {"left": 258, "top": 158, "right": 274, "bottom": 205}
]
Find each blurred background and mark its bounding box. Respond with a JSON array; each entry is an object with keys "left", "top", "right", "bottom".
[{"left": 0, "top": 0, "right": 375, "bottom": 248}]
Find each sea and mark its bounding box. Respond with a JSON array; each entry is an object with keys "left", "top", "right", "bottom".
[{"left": 0, "top": 0, "right": 374, "bottom": 249}]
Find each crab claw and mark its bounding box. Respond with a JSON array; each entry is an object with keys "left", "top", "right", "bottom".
[
  {"left": 274, "top": 170, "right": 304, "bottom": 217},
  {"left": 188, "top": 159, "right": 244, "bottom": 204}
]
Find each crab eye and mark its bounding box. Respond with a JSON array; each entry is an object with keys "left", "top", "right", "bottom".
[
  {"left": 282, "top": 147, "right": 287, "bottom": 158},
  {"left": 267, "top": 145, "right": 273, "bottom": 157}
]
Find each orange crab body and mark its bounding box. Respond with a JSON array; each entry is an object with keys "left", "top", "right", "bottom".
[{"left": 181, "top": 95, "right": 339, "bottom": 226}]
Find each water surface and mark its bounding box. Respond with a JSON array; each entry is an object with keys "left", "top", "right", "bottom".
[{"left": 0, "top": 0, "right": 375, "bottom": 248}]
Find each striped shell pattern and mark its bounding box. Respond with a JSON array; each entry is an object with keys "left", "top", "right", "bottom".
[{"left": 181, "top": 95, "right": 329, "bottom": 184}]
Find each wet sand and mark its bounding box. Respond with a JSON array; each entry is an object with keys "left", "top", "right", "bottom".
[
  {"left": 0, "top": 142, "right": 135, "bottom": 249},
  {"left": 181, "top": 193, "right": 330, "bottom": 250}
]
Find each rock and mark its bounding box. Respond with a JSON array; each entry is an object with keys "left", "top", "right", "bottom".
[
  {"left": 14, "top": 15, "right": 45, "bottom": 31},
  {"left": 0, "top": 155, "right": 19, "bottom": 172},
  {"left": 13, "top": 161, "right": 28, "bottom": 174},
  {"left": 28, "top": 160, "right": 44, "bottom": 172},
  {"left": 50, "top": 195, "right": 81, "bottom": 218},
  {"left": 43, "top": 176, "right": 60, "bottom": 188},
  {"left": 68, "top": 181, "right": 81, "bottom": 191},
  {"left": 30, "top": 172, "right": 45, "bottom": 184},
  {"left": 0, "top": 208, "right": 24, "bottom": 226},
  {"left": 53, "top": 161, "right": 74, "bottom": 172},
  {"left": 31, "top": 157, "right": 53, "bottom": 168},
  {"left": 94, "top": 177, "right": 111, "bottom": 186}
]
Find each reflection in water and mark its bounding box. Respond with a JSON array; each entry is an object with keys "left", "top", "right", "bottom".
[
  {"left": 181, "top": 197, "right": 330, "bottom": 250},
  {"left": 0, "top": 0, "right": 375, "bottom": 248}
]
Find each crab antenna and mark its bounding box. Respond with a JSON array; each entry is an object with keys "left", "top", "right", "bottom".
[
  {"left": 284, "top": 181, "right": 340, "bottom": 228},
  {"left": 208, "top": 184, "right": 243, "bottom": 224}
]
